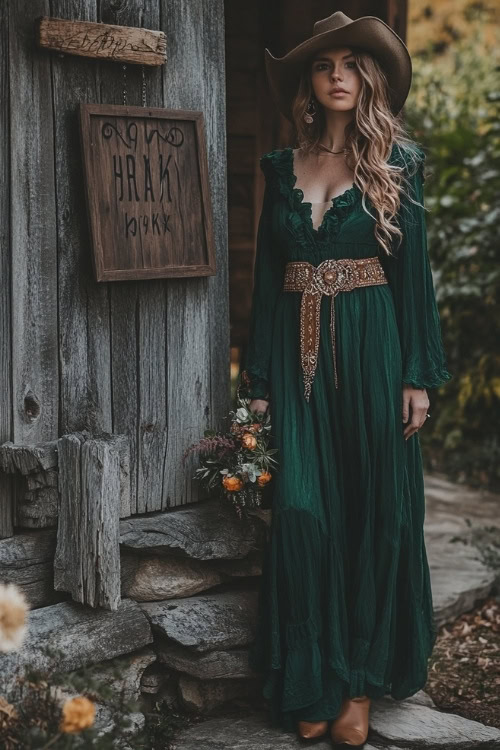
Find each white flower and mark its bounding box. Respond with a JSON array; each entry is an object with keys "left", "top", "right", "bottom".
[{"left": 0, "top": 582, "right": 29, "bottom": 652}]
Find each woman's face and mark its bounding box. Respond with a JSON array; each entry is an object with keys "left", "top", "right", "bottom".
[{"left": 309, "top": 46, "right": 362, "bottom": 113}]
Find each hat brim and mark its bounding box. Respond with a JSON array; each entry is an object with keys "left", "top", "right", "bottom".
[{"left": 264, "top": 16, "right": 412, "bottom": 122}]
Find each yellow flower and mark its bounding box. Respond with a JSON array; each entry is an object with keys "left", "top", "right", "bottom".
[
  {"left": 241, "top": 432, "right": 257, "bottom": 450},
  {"left": 257, "top": 471, "right": 272, "bottom": 487},
  {"left": 223, "top": 475, "right": 243, "bottom": 491},
  {"left": 60, "top": 696, "right": 95, "bottom": 733},
  {"left": 0, "top": 582, "right": 28, "bottom": 652}
]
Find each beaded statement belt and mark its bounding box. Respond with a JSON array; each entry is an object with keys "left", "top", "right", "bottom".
[{"left": 283, "top": 257, "right": 388, "bottom": 401}]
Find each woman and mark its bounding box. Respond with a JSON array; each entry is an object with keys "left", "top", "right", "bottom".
[{"left": 240, "top": 11, "right": 452, "bottom": 749}]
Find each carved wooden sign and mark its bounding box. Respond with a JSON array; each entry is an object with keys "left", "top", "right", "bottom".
[
  {"left": 38, "top": 17, "right": 166, "bottom": 66},
  {"left": 79, "top": 103, "right": 216, "bottom": 282}
]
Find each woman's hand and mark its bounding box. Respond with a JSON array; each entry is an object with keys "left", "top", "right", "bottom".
[
  {"left": 402, "top": 385, "right": 429, "bottom": 440},
  {"left": 249, "top": 398, "right": 270, "bottom": 415}
]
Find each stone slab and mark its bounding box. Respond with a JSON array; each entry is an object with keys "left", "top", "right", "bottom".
[
  {"left": 120, "top": 498, "right": 266, "bottom": 560},
  {"left": 140, "top": 589, "right": 257, "bottom": 652}
]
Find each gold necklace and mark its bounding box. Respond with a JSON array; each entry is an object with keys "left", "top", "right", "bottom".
[{"left": 318, "top": 143, "right": 351, "bottom": 156}]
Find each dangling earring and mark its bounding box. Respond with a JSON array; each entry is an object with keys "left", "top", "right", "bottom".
[{"left": 304, "top": 98, "right": 316, "bottom": 124}]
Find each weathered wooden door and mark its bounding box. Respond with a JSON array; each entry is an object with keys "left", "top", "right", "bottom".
[{"left": 0, "top": 0, "right": 229, "bottom": 539}]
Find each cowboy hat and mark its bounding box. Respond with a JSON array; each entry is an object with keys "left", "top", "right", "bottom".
[{"left": 264, "top": 11, "right": 412, "bottom": 122}]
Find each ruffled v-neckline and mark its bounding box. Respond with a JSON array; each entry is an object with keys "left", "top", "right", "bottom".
[{"left": 285, "top": 146, "right": 361, "bottom": 238}]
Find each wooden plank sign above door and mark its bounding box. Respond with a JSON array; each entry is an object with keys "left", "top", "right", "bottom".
[
  {"left": 38, "top": 17, "right": 167, "bottom": 66},
  {"left": 79, "top": 103, "right": 216, "bottom": 282}
]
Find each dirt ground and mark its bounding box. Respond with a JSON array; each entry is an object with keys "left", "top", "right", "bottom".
[{"left": 426, "top": 595, "right": 500, "bottom": 729}]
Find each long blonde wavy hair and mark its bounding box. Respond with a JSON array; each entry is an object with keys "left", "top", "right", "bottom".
[{"left": 291, "top": 47, "right": 426, "bottom": 257}]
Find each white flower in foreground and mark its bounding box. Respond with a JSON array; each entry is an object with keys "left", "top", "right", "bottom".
[{"left": 0, "top": 582, "right": 28, "bottom": 652}]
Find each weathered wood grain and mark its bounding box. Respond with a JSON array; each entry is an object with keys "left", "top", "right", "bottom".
[
  {"left": 101, "top": 0, "right": 167, "bottom": 515},
  {"left": 159, "top": 0, "right": 229, "bottom": 510},
  {"left": 0, "top": 598, "right": 153, "bottom": 694},
  {"left": 0, "top": 0, "right": 13, "bottom": 538},
  {"left": 54, "top": 433, "right": 121, "bottom": 610},
  {"left": 0, "top": 529, "right": 65, "bottom": 608},
  {"left": 16, "top": 484, "right": 59, "bottom": 529},
  {"left": 0, "top": 440, "right": 58, "bottom": 474},
  {"left": 50, "top": 0, "right": 113, "bottom": 442},
  {"left": 9, "top": 0, "right": 58, "bottom": 444},
  {"left": 2, "top": 0, "right": 229, "bottom": 525},
  {"left": 38, "top": 16, "right": 167, "bottom": 66}
]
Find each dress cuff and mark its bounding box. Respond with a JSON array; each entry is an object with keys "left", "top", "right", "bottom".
[{"left": 239, "top": 370, "right": 270, "bottom": 400}]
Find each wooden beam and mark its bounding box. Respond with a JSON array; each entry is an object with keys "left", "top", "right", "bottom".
[
  {"left": 37, "top": 17, "right": 167, "bottom": 67},
  {"left": 54, "top": 433, "right": 123, "bottom": 611}
]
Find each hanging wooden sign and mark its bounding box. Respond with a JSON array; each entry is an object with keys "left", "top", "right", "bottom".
[
  {"left": 37, "top": 17, "right": 166, "bottom": 66},
  {"left": 79, "top": 103, "right": 216, "bottom": 282}
]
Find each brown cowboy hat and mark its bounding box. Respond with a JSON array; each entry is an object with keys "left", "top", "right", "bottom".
[{"left": 264, "top": 11, "right": 412, "bottom": 122}]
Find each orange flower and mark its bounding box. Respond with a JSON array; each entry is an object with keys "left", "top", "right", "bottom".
[
  {"left": 241, "top": 432, "right": 257, "bottom": 450},
  {"left": 257, "top": 471, "right": 272, "bottom": 486},
  {"left": 60, "top": 696, "right": 95, "bottom": 733},
  {"left": 247, "top": 423, "right": 262, "bottom": 433},
  {"left": 223, "top": 475, "right": 243, "bottom": 491}
]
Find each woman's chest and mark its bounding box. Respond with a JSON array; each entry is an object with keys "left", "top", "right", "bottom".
[
  {"left": 270, "top": 189, "right": 378, "bottom": 257},
  {"left": 292, "top": 149, "right": 355, "bottom": 204}
]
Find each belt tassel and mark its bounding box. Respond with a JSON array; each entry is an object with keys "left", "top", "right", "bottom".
[{"left": 330, "top": 294, "right": 339, "bottom": 389}]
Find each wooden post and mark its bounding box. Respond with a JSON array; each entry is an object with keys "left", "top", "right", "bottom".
[{"left": 54, "top": 433, "right": 124, "bottom": 611}]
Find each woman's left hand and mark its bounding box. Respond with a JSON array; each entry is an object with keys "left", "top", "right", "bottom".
[{"left": 402, "top": 385, "right": 430, "bottom": 440}]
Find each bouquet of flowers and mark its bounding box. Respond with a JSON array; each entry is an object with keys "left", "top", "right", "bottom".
[{"left": 182, "top": 373, "right": 279, "bottom": 518}]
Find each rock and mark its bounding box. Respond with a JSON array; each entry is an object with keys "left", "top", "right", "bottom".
[
  {"left": 171, "top": 701, "right": 500, "bottom": 749},
  {"left": 424, "top": 474, "right": 500, "bottom": 534},
  {"left": 155, "top": 675, "right": 179, "bottom": 709},
  {"left": 121, "top": 553, "right": 224, "bottom": 600},
  {"left": 211, "top": 549, "right": 263, "bottom": 577},
  {"left": 94, "top": 704, "right": 146, "bottom": 737},
  {"left": 140, "top": 590, "right": 257, "bottom": 652},
  {"left": 140, "top": 664, "right": 165, "bottom": 694},
  {"left": 399, "top": 689, "right": 436, "bottom": 708},
  {"left": 369, "top": 696, "right": 500, "bottom": 747},
  {"left": 157, "top": 641, "right": 253, "bottom": 679},
  {"left": 177, "top": 674, "right": 260, "bottom": 713},
  {"left": 120, "top": 498, "right": 267, "bottom": 560},
  {"left": 170, "top": 711, "right": 376, "bottom": 749},
  {"left": 75, "top": 647, "right": 157, "bottom": 703},
  {"left": 426, "top": 532, "right": 496, "bottom": 627},
  {"left": 0, "top": 599, "right": 153, "bottom": 693}
]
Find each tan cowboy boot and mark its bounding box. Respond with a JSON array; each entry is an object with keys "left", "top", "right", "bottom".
[
  {"left": 297, "top": 719, "right": 329, "bottom": 741},
  {"left": 330, "top": 695, "right": 371, "bottom": 746}
]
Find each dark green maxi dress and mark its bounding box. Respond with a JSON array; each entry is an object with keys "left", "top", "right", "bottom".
[{"left": 241, "top": 142, "right": 452, "bottom": 732}]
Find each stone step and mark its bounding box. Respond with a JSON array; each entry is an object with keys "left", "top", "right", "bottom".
[{"left": 172, "top": 698, "right": 500, "bottom": 749}]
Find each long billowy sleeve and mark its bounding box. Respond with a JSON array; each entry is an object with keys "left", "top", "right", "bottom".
[
  {"left": 240, "top": 163, "right": 284, "bottom": 401},
  {"left": 379, "top": 148, "right": 452, "bottom": 390}
]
